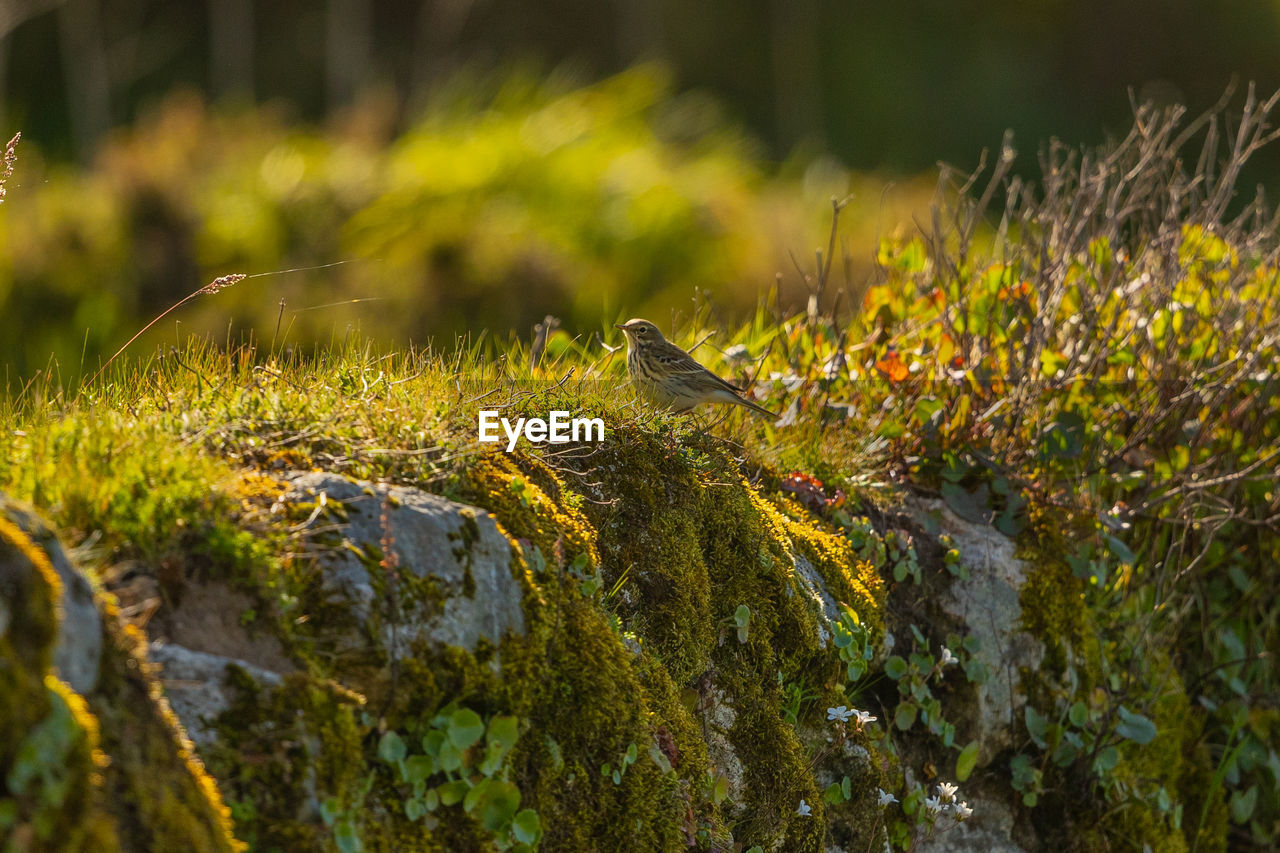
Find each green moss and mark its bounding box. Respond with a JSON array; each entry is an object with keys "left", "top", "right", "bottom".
[
  {"left": 88, "top": 609, "right": 243, "bottom": 852},
  {"left": 458, "top": 455, "right": 597, "bottom": 568},
  {"left": 0, "top": 513, "right": 120, "bottom": 852},
  {"left": 201, "top": 670, "right": 367, "bottom": 852},
  {"left": 0, "top": 503, "right": 239, "bottom": 852}
]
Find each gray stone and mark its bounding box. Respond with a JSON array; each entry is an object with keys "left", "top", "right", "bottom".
[
  {"left": 910, "top": 497, "right": 1044, "bottom": 765},
  {"left": 790, "top": 552, "right": 842, "bottom": 648},
  {"left": 703, "top": 683, "right": 746, "bottom": 813},
  {"left": 911, "top": 788, "right": 1027, "bottom": 853},
  {"left": 281, "top": 472, "right": 526, "bottom": 655},
  {"left": 148, "top": 641, "right": 282, "bottom": 746}
]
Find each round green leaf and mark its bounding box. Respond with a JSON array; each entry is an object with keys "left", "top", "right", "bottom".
[
  {"left": 438, "top": 741, "right": 463, "bottom": 773},
  {"left": 437, "top": 779, "right": 469, "bottom": 806},
  {"left": 404, "top": 754, "right": 436, "bottom": 784},
  {"left": 479, "top": 780, "right": 522, "bottom": 832},
  {"left": 512, "top": 808, "right": 542, "bottom": 844},
  {"left": 486, "top": 715, "right": 520, "bottom": 752},
  {"left": 377, "top": 731, "right": 406, "bottom": 764},
  {"left": 463, "top": 778, "right": 489, "bottom": 814},
  {"left": 1092, "top": 746, "right": 1119, "bottom": 776},
  {"left": 1024, "top": 706, "right": 1049, "bottom": 748},
  {"left": 449, "top": 708, "right": 485, "bottom": 750},
  {"left": 883, "top": 656, "right": 909, "bottom": 680},
  {"left": 1115, "top": 706, "right": 1157, "bottom": 745},
  {"left": 1229, "top": 785, "right": 1258, "bottom": 824}
]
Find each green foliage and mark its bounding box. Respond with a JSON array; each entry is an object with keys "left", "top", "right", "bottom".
[
  {"left": 0, "top": 68, "right": 868, "bottom": 381},
  {"left": 830, "top": 604, "right": 873, "bottom": 683},
  {"left": 377, "top": 707, "right": 541, "bottom": 850}
]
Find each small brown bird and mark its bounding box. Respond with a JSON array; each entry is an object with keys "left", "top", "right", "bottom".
[{"left": 615, "top": 318, "right": 778, "bottom": 419}]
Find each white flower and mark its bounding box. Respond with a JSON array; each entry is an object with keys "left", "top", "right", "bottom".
[
  {"left": 877, "top": 788, "right": 898, "bottom": 807},
  {"left": 852, "top": 709, "right": 877, "bottom": 727},
  {"left": 827, "top": 705, "right": 853, "bottom": 723},
  {"left": 936, "top": 781, "right": 958, "bottom": 802},
  {"left": 940, "top": 647, "right": 958, "bottom": 667},
  {"left": 953, "top": 800, "right": 973, "bottom": 820},
  {"left": 797, "top": 799, "right": 812, "bottom": 817},
  {"left": 923, "top": 795, "right": 943, "bottom": 814}
]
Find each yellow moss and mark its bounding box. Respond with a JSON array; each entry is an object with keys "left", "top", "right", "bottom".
[
  {"left": 0, "top": 512, "right": 64, "bottom": 607},
  {"left": 460, "top": 454, "right": 598, "bottom": 565},
  {"left": 230, "top": 471, "right": 290, "bottom": 508},
  {"left": 89, "top": 594, "right": 245, "bottom": 852},
  {"left": 763, "top": 492, "right": 885, "bottom": 638}
]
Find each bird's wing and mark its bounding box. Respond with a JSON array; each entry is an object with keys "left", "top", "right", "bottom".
[{"left": 652, "top": 346, "right": 746, "bottom": 394}]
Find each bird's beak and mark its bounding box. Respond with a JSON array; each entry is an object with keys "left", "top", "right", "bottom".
[{"left": 614, "top": 323, "right": 626, "bottom": 331}]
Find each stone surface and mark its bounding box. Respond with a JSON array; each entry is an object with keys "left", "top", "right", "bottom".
[
  {"left": 0, "top": 494, "right": 103, "bottom": 693},
  {"left": 910, "top": 497, "right": 1044, "bottom": 765},
  {"left": 703, "top": 682, "right": 746, "bottom": 813},
  {"left": 911, "top": 494, "right": 1039, "bottom": 758},
  {"left": 282, "top": 472, "right": 526, "bottom": 654},
  {"left": 790, "top": 551, "right": 842, "bottom": 648},
  {"left": 149, "top": 641, "right": 283, "bottom": 745},
  {"left": 911, "top": 788, "right": 1027, "bottom": 853}
]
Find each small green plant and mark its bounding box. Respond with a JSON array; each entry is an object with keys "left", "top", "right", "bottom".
[
  {"left": 376, "top": 706, "right": 542, "bottom": 850},
  {"left": 884, "top": 529, "right": 921, "bottom": 584},
  {"left": 601, "top": 742, "right": 639, "bottom": 786},
  {"left": 780, "top": 678, "right": 818, "bottom": 727},
  {"left": 822, "top": 775, "right": 854, "bottom": 806},
  {"left": 1012, "top": 695, "right": 1161, "bottom": 814},
  {"left": 830, "top": 602, "right": 873, "bottom": 682},
  {"left": 884, "top": 628, "right": 953, "bottom": 744}
]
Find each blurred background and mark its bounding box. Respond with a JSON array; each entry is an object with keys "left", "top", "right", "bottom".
[{"left": 2, "top": 0, "right": 1280, "bottom": 380}]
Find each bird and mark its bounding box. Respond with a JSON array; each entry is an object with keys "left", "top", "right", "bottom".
[{"left": 614, "top": 318, "right": 778, "bottom": 419}]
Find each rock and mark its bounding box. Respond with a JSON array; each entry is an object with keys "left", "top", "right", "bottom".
[
  {"left": 148, "top": 641, "right": 283, "bottom": 746},
  {"left": 790, "top": 551, "right": 842, "bottom": 648},
  {"left": 911, "top": 788, "right": 1027, "bottom": 853},
  {"left": 150, "top": 580, "right": 295, "bottom": 675},
  {"left": 910, "top": 498, "right": 1044, "bottom": 765},
  {"left": 0, "top": 493, "right": 243, "bottom": 851},
  {"left": 0, "top": 494, "right": 102, "bottom": 694},
  {"left": 281, "top": 472, "right": 526, "bottom": 655},
  {"left": 702, "top": 682, "right": 746, "bottom": 811}
]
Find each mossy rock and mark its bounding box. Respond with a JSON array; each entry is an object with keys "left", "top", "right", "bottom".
[{"left": 0, "top": 495, "right": 241, "bottom": 852}]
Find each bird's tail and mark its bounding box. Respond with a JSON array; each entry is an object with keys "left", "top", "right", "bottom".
[{"left": 733, "top": 395, "right": 780, "bottom": 421}]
